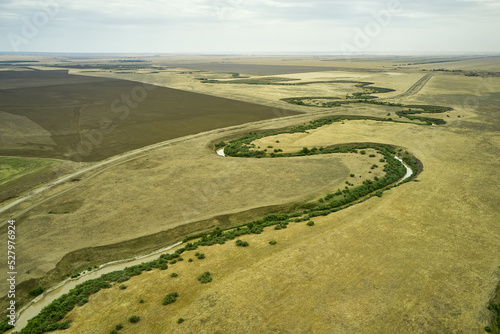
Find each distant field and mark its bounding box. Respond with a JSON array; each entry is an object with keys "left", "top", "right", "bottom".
[
  {"left": 163, "top": 62, "right": 338, "bottom": 75},
  {"left": 0, "top": 70, "right": 300, "bottom": 162}
]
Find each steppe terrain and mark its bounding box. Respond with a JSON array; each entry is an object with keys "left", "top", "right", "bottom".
[
  {"left": 0, "top": 54, "right": 499, "bottom": 333},
  {"left": 0, "top": 70, "right": 298, "bottom": 162}
]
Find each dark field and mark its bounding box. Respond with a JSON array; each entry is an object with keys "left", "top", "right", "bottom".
[
  {"left": 165, "top": 62, "right": 337, "bottom": 75},
  {"left": 0, "top": 70, "right": 300, "bottom": 162},
  {"left": 0, "top": 69, "right": 104, "bottom": 89}
]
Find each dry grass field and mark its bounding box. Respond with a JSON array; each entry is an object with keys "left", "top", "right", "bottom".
[
  {"left": 0, "top": 116, "right": 384, "bottom": 313},
  {"left": 67, "top": 65, "right": 425, "bottom": 109},
  {"left": 0, "top": 55, "right": 499, "bottom": 333},
  {"left": 51, "top": 111, "right": 500, "bottom": 333}
]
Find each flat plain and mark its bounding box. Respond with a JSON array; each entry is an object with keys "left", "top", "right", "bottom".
[
  {"left": 0, "top": 70, "right": 300, "bottom": 162},
  {"left": 0, "top": 54, "right": 499, "bottom": 333}
]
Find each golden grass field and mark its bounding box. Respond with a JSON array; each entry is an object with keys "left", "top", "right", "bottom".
[
  {"left": 53, "top": 116, "right": 499, "bottom": 333},
  {"left": 0, "top": 55, "right": 499, "bottom": 333}
]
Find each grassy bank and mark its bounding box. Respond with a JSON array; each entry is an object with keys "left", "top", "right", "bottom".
[{"left": 9, "top": 117, "right": 419, "bottom": 334}]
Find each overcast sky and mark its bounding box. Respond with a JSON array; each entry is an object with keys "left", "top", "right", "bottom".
[{"left": 1, "top": 0, "right": 499, "bottom": 53}]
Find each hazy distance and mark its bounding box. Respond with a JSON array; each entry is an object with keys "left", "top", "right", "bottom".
[{"left": 1, "top": 0, "right": 499, "bottom": 54}]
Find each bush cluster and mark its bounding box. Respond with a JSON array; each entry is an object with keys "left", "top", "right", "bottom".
[
  {"left": 29, "top": 286, "right": 44, "bottom": 297},
  {"left": 282, "top": 99, "right": 451, "bottom": 126},
  {"left": 128, "top": 315, "right": 140, "bottom": 323},
  {"left": 214, "top": 141, "right": 226, "bottom": 149},
  {"left": 163, "top": 292, "right": 179, "bottom": 305},
  {"left": 198, "top": 272, "right": 212, "bottom": 284},
  {"left": 0, "top": 318, "right": 14, "bottom": 332},
  {"left": 18, "top": 278, "right": 112, "bottom": 333},
  {"left": 236, "top": 240, "right": 249, "bottom": 247},
  {"left": 484, "top": 302, "right": 500, "bottom": 333}
]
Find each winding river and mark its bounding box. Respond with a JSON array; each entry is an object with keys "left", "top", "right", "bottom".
[
  {"left": 394, "top": 156, "right": 413, "bottom": 184},
  {"left": 10, "top": 149, "right": 413, "bottom": 333}
]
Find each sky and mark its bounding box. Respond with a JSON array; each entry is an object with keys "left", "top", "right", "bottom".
[{"left": 1, "top": 0, "right": 499, "bottom": 53}]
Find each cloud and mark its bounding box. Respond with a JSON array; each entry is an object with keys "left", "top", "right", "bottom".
[{"left": 0, "top": 0, "right": 498, "bottom": 52}]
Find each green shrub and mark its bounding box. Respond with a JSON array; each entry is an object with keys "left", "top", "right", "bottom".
[
  {"left": 0, "top": 317, "right": 14, "bottom": 332},
  {"left": 215, "top": 141, "right": 226, "bottom": 149},
  {"left": 236, "top": 239, "right": 249, "bottom": 247},
  {"left": 188, "top": 258, "right": 193, "bottom": 262},
  {"left": 360, "top": 150, "right": 366, "bottom": 155},
  {"left": 178, "top": 318, "right": 185, "bottom": 324},
  {"left": 300, "top": 147, "right": 310, "bottom": 154},
  {"left": 484, "top": 302, "right": 500, "bottom": 333},
  {"left": 29, "top": 286, "right": 44, "bottom": 297},
  {"left": 198, "top": 272, "right": 212, "bottom": 284},
  {"left": 119, "top": 285, "right": 127, "bottom": 290},
  {"left": 170, "top": 259, "right": 177, "bottom": 264},
  {"left": 116, "top": 323, "right": 123, "bottom": 330},
  {"left": 307, "top": 221, "right": 315, "bottom": 226},
  {"left": 128, "top": 315, "right": 140, "bottom": 323},
  {"left": 171, "top": 273, "right": 178, "bottom": 278},
  {"left": 77, "top": 297, "right": 88, "bottom": 306},
  {"left": 269, "top": 241, "right": 277, "bottom": 245},
  {"left": 110, "top": 330, "right": 118, "bottom": 334},
  {"left": 163, "top": 292, "right": 179, "bottom": 305},
  {"left": 197, "top": 253, "right": 205, "bottom": 260},
  {"left": 139, "top": 299, "right": 144, "bottom": 304}
]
